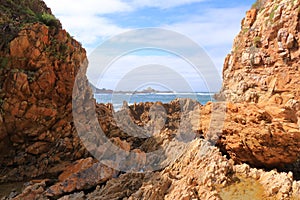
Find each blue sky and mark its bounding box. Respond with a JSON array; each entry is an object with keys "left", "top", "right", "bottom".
[{"left": 44, "top": 0, "right": 254, "bottom": 92}]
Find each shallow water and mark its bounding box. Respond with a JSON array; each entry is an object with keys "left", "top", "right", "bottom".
[
  {"left": 219, "top": 176, "right": 271, "bottom": 200},
  {"left": 0, "top": 182, "right": 24, "bottom": 199}
]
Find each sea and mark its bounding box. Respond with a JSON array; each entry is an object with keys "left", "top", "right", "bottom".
[{"left": 94, "top": 92, "right": 215, "bottom": 110}]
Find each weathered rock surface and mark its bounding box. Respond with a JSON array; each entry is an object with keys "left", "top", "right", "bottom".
[
  {"left": 45, "top": 158, "right": 117, "bottom": 198},
  {"left": 200, "top": 102, "right": 300, "bottom": 171},
  {"left": 0, "top": 0, "right": 91, "bottom": 182},
  {"left": 87, "top": 139, "right": 234, "bottom": 200},
  {"left": 99, "top": 100, "right": 294, "bottom": 176},
  {"left": 217, "top": 0, "right": 300, "bottom": 105},
  {"left": 12, "top": 179, "right": 50, "bottom": 200},
  {"left": 82, "top": 135, "right": 300, "bottom": 200},
  {"left": 0, "top": 100, "right": 299, "bottom": 199},
  {"left": 50, "top": 100, "right": 300, "bottom": 199},
  {"left": 212, "top": 0, "right": 300, "bottom": 178}
]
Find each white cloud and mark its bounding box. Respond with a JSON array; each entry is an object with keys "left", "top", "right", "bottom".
[
  {"left": 129, "top": 0, "right": 207, "bottom": 9},
  {"left": 164, "top": 7, "right": 247, "bottom": 47},
  {"left": 43, "top": 0, "right": 249, "bottom": 91},
  {"left": 43, "top": 1, "right": 246, "bottom": 57},
  {"left": 58, "top": 15, "right": 127, "bottom": 47},
  {"left": 44, "top": 0, "right": 132, "bottom": 16},
  {"left": 89, "top": 53, "right": 220, "bottom": 92},
  {"left": 44, "top": 0, "right": 129, "bottom": 52},
  {"left": 162, "top": 7, "right": 248, "bottom": 72}
]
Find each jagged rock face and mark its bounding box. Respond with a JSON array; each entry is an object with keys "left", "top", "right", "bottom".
[
  {"left": 218, "top": 0, "right": 300, "bottom": 105},
  {"left": 0, "top": 0, "right": 91, "bottom": 182},
  {"left": 213, "top": 0, "right": 300, "bottom": 177}
]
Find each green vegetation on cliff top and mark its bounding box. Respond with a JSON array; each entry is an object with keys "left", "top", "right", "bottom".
[{"left": 0, "top": 0, "right": 61, "bottom": 51}]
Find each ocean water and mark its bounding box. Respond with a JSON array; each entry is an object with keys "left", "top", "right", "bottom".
[{"left": 94, "top": 93, "right": 215, "bottom": 110}]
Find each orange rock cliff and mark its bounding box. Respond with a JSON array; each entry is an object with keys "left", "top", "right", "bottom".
[{"left": 0, "top": 0, "right": 92, "bottom": 182}]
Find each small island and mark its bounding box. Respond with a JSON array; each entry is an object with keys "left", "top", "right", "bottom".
[{"left": 90, "top": 84, "right": 173, "bottom": 94}]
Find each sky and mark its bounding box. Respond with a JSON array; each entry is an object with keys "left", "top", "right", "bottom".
[{"left": 44, "top": 0, "right": 254, "bottom": 92}]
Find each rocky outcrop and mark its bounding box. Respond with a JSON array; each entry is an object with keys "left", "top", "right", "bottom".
[
  {"left": 213, "top": 0, "right": 300, "bottom": 177},
  {"left": 71, "top": 98, "right": 300, "bottom": 171},
  {"left": 0, "top": 100, "right": 299, "bottom": 199},
  {"left": 0, "top": 0, "right": 91, "bottom": 182},
  {"left": 218, "top": 0, "right": 300, "bottom": 105},
  {"left": 87, "top": 139, "right": 234, "bottom": 200}
]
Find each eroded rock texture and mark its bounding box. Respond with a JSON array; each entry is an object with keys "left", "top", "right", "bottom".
[
  {"left": 214, "top": 0, "right": 300, "bottom": 177},
  {"left": 199, "top": 102, "right": 300, "bottom": 171},
  {"left": 0, "top": 100, "right": 299, "bottom": 200},
  {"left": 218, "top": 0, "right": 300, "bottom": 105},
  {"left": 0, "top": 0, "right": 91, "bottom": 182}
]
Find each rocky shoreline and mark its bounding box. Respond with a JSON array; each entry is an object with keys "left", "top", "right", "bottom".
[
  {"left": 0, "top": 100, "right": 299, "bottom": 199},
  {"left": 0, "top": 0, "right": 300, "bottom": 199}
]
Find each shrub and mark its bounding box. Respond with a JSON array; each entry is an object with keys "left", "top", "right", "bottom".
[
  {"left": 0, "top": 57, "right": 9, "bottom": 69},
  {"left": 38, "top": 13, "right": 59, "bottom": 28},
  {"left": 252, "top": 0, "right": 268, "bottom": 10},
  {"left": 269, "top": 5, "right": 279, "bottom": 21},
  {"left": 252, "top": 0, "right": 263, "bottom": 10},
  {"left": 253, "top": 36, "right": 261, "bottom": 47},
  {"left": 243, "top": 28, "right": 249, "bottom": 34}
]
